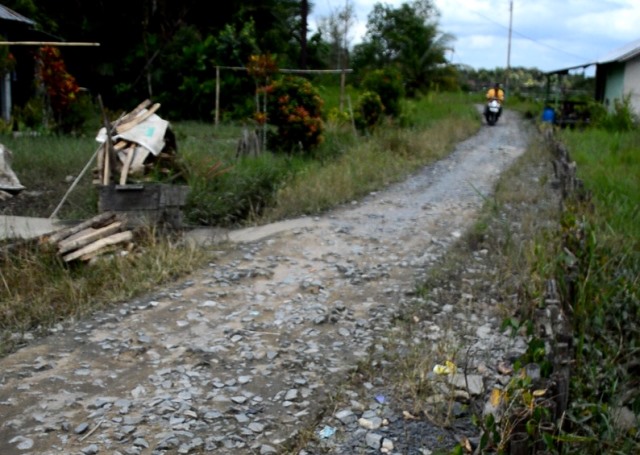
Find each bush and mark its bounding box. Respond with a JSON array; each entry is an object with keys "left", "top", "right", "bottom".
[
  {"left": 361, "top": 68, "right": 404, "bottom": 118},
  {"left": 185, "top": 155, "right": 292, "bottom": 227},
  {"left": 266, "top": 76, "right": 324, "bottom": 154},
  {"left": 588, "top": 95, "right": 638, "bottom": 132},
  {"left": 354, "top": 91, "right": 385, "bottom": 133}
]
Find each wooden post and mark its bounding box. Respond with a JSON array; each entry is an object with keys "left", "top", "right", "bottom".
[
  {"left": 215, "top": 65, "right": 220, "bottom": 127},
  {"left": 98, "top": 95, "right": 114, "bottom": 185},
  {"left": 340, "top": 69, "right": 346, "bottom": 112}
]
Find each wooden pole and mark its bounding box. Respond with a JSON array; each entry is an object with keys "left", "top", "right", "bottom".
[
  {"left": 0, "top": 41, "right": 99, "bottom": 46},
  {"left": 215, "top": 66, "right": 220, "bottom": 127},
  {"left": 98, "top": 95, "right": 114, "bottom": 185}
]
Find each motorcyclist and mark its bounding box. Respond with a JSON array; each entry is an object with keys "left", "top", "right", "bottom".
[{"left": 485, "top": 82, "right": 504, "bottom": 119}]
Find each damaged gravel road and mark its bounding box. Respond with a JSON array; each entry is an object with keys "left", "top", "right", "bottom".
[{"left": 0, "top": 109, "right": 533, "bottom": 455}]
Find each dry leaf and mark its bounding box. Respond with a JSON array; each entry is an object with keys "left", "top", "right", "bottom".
[
  {"left": 460, "top": 436, "right": 473, "bottom": 453},
  {"left": 490, "top": 388, "right": 503, "bottom": 407},
  {"left": 497, "top": 361, "right": 513, "bottom": 375},
  {"left": 402, "top": 410, "right": 417, "bottom": 420}
]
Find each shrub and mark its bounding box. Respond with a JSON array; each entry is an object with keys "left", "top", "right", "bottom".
[
  {"left": 589, "top": 95, "right": 638, "bottom": 132},
  {"left": 354, "top": 91, "right": 385, "bottom": 133},
  {"left": 185, "top": 155, "right": 292, "bottom": 227},
  {"left": 361, "top": 68, "right": 405, "bottom": 118},
  {"left": 266, "top": 76, "right": 324, "bottom": 154}
]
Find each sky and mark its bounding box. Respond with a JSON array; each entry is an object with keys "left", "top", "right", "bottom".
[{"left": 310, "top": 0, "right": 640, "bottom": 74}]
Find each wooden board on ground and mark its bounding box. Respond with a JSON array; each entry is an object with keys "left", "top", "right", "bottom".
[
  {"left": 62, "top": 230, "right": 133, "bottom": 262},
  {"left": 58, "top": 221, "right": 124, "bottom": 254}
]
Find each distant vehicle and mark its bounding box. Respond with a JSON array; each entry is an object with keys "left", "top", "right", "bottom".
[{"left": 485, "top": 98, "right": 501, "bottom": 126}]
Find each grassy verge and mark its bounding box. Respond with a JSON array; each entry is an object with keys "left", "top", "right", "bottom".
[
  {"left": 0, "top": 228, "right": 208, "bottom": 355},
  {"left": 459, "top": 123, "right": 640, "bottom": 454},
  {"left": 261, "top": 93, "right": 480, "bottom": 221},
  {"left": 548, "top": 127, "right": 640, "bottom": 454},
  {"left": 450, "top": 122, "right": 640, "bottom": 454}
]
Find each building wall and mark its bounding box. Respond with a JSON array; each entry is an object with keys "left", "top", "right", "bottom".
[
  {"left": 623, "top": 55, "right": 640, "bottom": 116},
  {"left": 603, "top": 62, "right": 625, "bottom": 111}
]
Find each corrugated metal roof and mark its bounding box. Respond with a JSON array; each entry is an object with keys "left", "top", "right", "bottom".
[
  {"left": 597, "top": 37, "right": 640, "bottom": 64},
  {"left": 0, "top": 4, "right": 35, "bottom": 25},
  {"left": 545, "top": 37, "right": 640, "bottom": 75}
]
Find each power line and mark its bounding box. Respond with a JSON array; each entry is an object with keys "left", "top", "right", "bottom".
[{"left": 468, "top": 8, "right": 593, "bottom": 63}]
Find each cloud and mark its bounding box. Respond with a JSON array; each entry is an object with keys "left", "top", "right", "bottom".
[{"left": 310, "top": 0, "right": 640, "bottom": 71}]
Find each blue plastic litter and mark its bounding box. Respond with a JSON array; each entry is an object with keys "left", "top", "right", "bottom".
[{"left": 319, "top": 425, "right": 336, "bottom": 439}]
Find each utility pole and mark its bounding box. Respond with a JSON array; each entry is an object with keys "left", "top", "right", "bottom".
[{"left": 505, "top": 0, "right": 513, "bottom": 98}]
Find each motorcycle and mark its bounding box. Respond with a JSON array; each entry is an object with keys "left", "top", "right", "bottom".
[{"left": 484, "top": 98, "right": 501, "bottom": 126}]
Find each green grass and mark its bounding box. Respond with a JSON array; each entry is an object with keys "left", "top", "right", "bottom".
[
  {"left": 560, "top": 129, "right": 640, "bottom": 241},
  {"left": 2, "top": 133, "right": 99, "bottom": 219},
  {"left": 261, "top": 92, "right": 481, "bottom": 221},
  {"left": 529, "top": 125, "right": 640, "bottom": 454}
]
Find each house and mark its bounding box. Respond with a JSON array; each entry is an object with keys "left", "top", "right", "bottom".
[
  {"left": 595, "top": 38, "right": 640, "bottom": 116},
  {"left": 0, "top": 4, "right": 37, "bottom": 123},
  {"left": 545, "top": 38, "right": 640, "bottom": 119}
]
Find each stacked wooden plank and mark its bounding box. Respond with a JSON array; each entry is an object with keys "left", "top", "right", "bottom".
[
  {"left": 94, "top": 99, "right": 181, "bottom": 186},
  {"left": 44, "top": 212, "right": 134, "bottom": 263}
]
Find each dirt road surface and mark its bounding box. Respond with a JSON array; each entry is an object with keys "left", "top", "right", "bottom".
[{"left": 0, "top": 109, "right": 531, "bottom": 455}]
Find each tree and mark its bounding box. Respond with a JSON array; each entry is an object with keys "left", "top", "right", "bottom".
[
  {"left": 317, "top": 0, "right": 356, "bottom": 70},
  {"left": 352, "top": 0, "right": 455, "bottom": 96},
  {"left": 299, "top": 0, "right": 310, "bottom": 68},
  {"left": 2, "top": 0, "right": 325, "bottom": 121}
]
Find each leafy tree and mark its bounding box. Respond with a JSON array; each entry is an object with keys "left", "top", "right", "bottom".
[
  {"left": 3, "top": 0, "right": 326, "bottom": 121},
  {"left": 352, "top": 0, "right": 454, "bottom": 96}
]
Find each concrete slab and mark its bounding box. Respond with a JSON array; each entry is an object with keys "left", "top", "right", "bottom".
[
  {"left": 183, "top": 217, "right": 321, "bottom": 246},
  {"left": 0, "top": 216, "right": 69, "bottom": 240}
]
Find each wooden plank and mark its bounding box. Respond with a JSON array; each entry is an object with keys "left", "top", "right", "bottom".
[
  {"left": 62, "top": 230, "right": 133, "bottom": 262},
  {"left": 79, "top": 245, "right": 120, "bottom": 262},
  {"left": 115, "top": 99, "right": 152, "bottom": 126},
  {"left": 115, "top": 103, "right": 160, "bottom": 134},
  {"left": 129, "top": 146, "right": 150, "bottom": 175},
  {"left": 45, "top": 212, "right": 117, "bottom": 244},
  {"left": 62, "top": 226, "right": 97, "bottom": 244},
  {"left": 58, "top": 221, "right": 124, "bottom": 254},
  {"left": 119, "top": 148, "right": 135, "bottom": 185},
  {"left": 114, "top": 140, "right": 130, "bottom": 151},
  {"left": 96, "top": 143, "right": 105, "bottom": 175}
]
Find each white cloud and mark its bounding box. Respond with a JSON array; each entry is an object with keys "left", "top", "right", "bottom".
[{"left": 310, "top": 0, "right": 640, "bottom": 71}]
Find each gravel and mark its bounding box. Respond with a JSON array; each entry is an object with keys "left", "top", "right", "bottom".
[{"left": 0, "top": 108, "right": 556, "bottom": 454}]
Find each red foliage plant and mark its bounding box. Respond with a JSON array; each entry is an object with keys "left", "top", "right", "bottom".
[{"left": 36, "top": 46, "right": 80, "bottom": 115}]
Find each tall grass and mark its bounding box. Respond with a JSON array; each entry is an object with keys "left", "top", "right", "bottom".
[
  {"left": 0, "top": 228, "right": 207, "bottom": 356},
  {"left": 533, "top": 126, "right": 640, "bottom": 453},
  {"left": 262, "top": 92, "right": 480, "bottom": 221},
  {"left": 560, "top": 129, "right": 640, "bottom": 241},
  {"left": 2, "top": 134, "right": 99, "bottom": 219}
]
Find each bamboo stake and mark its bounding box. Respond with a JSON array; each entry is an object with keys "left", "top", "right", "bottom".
[{"left": 49, "top": 144, "right": 102, "bottom": 219}]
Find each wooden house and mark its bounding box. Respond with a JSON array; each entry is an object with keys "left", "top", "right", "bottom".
[{"left": 0, "top": 4, "right": 37, "bottom": 123}]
